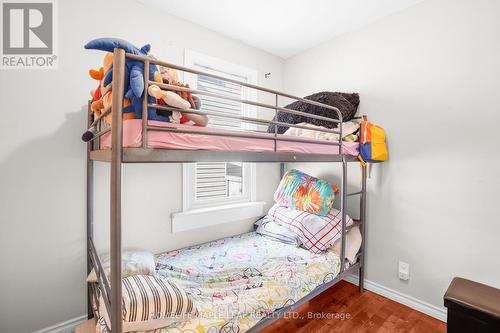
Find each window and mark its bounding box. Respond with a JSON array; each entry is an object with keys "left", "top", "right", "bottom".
[{"left": 182, "top": 50, "right": 258, "bottom": 211}]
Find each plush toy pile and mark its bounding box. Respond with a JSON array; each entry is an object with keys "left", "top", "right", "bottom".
[{"left": 82, "top": 37, "right": 206, "bottom": 142}]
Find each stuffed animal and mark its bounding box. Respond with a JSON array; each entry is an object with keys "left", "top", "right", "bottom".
[
  {"left": 81, "top": 53, "right": 135, "bottom": 142},
  {"left": 88, "top": 54, "right": 110, "bottom": 120},
  {"left": 148, "top": 67, "right": 206, "bottom": 126},
  {"left": 88, "top": 53, "right": 134, "bottom": 123},
  {"left": 84, "top": 37, "right": 170, "bottom": 122}
]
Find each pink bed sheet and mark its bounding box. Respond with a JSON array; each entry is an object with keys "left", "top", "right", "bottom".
[{"left": 100, "top": 120, "right": 359, "bottom": 156}]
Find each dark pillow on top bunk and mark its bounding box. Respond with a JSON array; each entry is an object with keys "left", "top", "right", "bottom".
[{"left": 267, "top": 92, "right": 360, "bottom": 134}]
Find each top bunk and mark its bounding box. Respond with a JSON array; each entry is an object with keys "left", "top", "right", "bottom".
[{"left": 85, "top": 46, "right": 362, "bottom": 164}]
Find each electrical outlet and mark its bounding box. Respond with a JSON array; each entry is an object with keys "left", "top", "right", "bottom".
[{"left": 398, "top": 261, "right": 410, "bottom": 281}]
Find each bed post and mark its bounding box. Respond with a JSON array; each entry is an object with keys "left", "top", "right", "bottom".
[
  {"left": 359, "top": 165, "right": 367, "bottom": 292},
  {"left": 142, "top": 59, "right": 149, "bottom": 148},
  {"left": 86, "top": 101, "right": 94, "bottom": 319},
  {"left": 110, "top": 48, "right": 125, "bottom": 333},
  {"left": 339, "top": 156, "right": 347, "bottom": 274},
  {"left": 279, "top": 163, "right": 285, "bottom": 178}
]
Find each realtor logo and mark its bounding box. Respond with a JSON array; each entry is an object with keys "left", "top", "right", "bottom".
[{"left": 1, "top": 0, "right": 57, "bottom": 69}]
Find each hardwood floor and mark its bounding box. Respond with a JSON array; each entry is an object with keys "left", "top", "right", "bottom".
[
  {"left": 74, "top": 317, "right": 96, "bottom": 333},
  {"left": 260, "top": 280, "right": 446, "bottom": 333}
]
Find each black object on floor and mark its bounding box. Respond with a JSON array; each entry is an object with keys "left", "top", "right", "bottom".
[{"left": 444, "top": 277, "right": 500, "bottom": 333}]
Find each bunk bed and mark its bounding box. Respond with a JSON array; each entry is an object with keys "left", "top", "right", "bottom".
[{"left": 86, "top": 48, "right": 368, "bottom": 333}]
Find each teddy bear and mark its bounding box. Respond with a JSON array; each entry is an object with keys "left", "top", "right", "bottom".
[{"left": 148, "top": 67, "right": 207, "bottom": 126}]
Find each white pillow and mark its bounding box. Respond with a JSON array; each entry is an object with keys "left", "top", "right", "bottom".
[
  {"left": 99, "top": 275, "right": 198, "bottom": 332},
  {"left": 268, "top": 204, "right": 354, "bottom": 253},
  {"left": 87, "top": 250, "right": 155, "bottom": 283},
  {"left": 331, "top": 225, "right": 362, "bottom": 264}
]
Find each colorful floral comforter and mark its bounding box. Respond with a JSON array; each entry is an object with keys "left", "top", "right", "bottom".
[{"left": 155, "top": 232, "right": 341, "bottom": 333}]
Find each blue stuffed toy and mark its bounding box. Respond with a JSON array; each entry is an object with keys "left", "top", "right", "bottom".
[{"left": 84, "top": 37, "right": 170, "bottom": 122}]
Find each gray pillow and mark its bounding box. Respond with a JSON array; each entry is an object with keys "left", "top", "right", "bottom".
[
  {"left": 255, "top": 216, "right": 302, "bottom": 247},
  {"left": 267, "top": 91, "right": 359, "bottom": 134}
]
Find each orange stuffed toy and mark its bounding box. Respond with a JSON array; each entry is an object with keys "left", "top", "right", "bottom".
[
  {"left": 82, "top": 53, "right": 135, "bottom": 142},
  {"left": 89, "top": 52, "right": 134, "bottom": 126}
]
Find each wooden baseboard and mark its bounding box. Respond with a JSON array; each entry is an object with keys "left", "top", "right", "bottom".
[
  {"left": 32, "top": 315, "right": 87, "bottom": 333},
  {"left": 344, "top": 275, "right": 447, "bottom": 322}
]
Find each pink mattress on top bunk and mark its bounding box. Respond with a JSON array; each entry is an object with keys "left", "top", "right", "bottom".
[{"left": 100, "top": 119, "right": 359, "bottom": 155}]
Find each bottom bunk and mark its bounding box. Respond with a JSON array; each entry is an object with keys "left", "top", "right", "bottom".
[{"left": 91, "top": 230, "right": 362, "bottom": 333}]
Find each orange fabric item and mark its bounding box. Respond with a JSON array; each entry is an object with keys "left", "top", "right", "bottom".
[{"left": 359, "top": 116, "right": 388, "bottom": 163}]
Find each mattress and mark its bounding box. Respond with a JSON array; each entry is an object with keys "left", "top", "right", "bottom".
[
  {"left": 153, "top": 232, "right": 341, "bottom": 333},
  {"left": 100, "top": 120, "right": 359, "bottom": 155}
]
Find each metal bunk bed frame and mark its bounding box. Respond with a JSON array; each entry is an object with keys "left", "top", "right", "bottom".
[{"left": 86, "top": 48, "right": 367, "bottom": 332}]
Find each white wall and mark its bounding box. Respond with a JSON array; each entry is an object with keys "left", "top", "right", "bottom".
[
  {"left": 4, "top": 0, "right": 500, "bottom": 331},
  {"left": 0, "top": 1, "right": 282, "bottom": 332},
  {"left": 284, "top": 0, "right": 500, "bottom": 313}
]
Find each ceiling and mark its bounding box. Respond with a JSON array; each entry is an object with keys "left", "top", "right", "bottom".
[{"left": 140, "top": 0, "right": 423, "bottom": 59}]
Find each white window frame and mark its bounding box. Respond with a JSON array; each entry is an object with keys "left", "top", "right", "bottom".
[{"left": 181, "top": 50, "right": 259, "bottom": 212}]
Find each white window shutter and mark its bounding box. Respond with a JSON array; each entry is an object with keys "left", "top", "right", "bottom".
[
  {"left": 182, "top": 51, "right": 257, "bottom": 209},
  {"left": 197, "top": 74, "right": 244, "bottom": 129},
  {"left": 195, "top": 162, "right": 227, "bottom": 200},
  {"left": 194, "top": 71, "right": 246, "bottom": 200}
]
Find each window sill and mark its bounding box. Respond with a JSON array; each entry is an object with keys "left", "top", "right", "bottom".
[{"left": 171, "top": 201, "right": 266, "bottom": 233}]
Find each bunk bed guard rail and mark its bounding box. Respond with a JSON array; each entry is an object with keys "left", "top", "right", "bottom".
[{"left": 87, "top": 53, "right": 346, "bottom": 152}]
